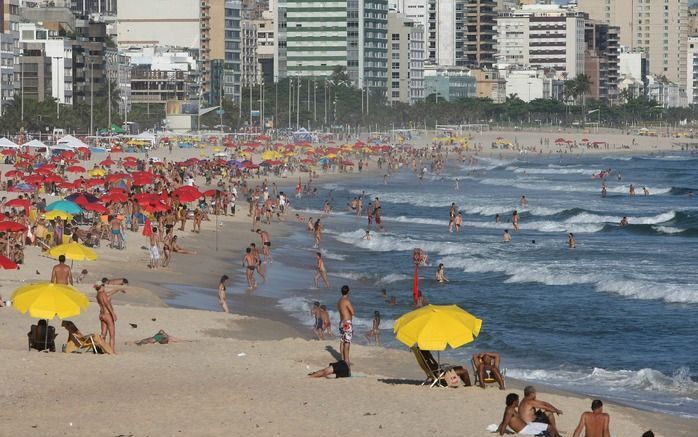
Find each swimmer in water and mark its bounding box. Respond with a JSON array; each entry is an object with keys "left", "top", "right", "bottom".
[
  {"left": 620, "top": 216, "right": 629, "bottom": 227},
  {"left": 503, "top": 230, "right": 512, "bottom": 242},
  {"left": 567, "top": 233, "right": 576, "bottom": 248}
]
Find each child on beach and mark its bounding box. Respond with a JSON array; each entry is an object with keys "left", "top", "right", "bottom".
[
  {"left": 320, "top": 305, "right": 334, "bottom": 338},
  {"left": 365, "top": 311, "right": 381, "bottom": 345},
  {"left": 311, "top": 302, "right": 323, "bottom": 339}
]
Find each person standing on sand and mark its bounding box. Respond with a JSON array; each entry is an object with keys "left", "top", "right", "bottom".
[
  {"left": 243, "top": 248, "right": 257, "bottom": 289},
  {"left": 337, "top": 285, "right": 355, "bottom": 365},
  {"left": 218, "top": 275, "right": 230, "bottom": 313},
  {"left": 149, "top": 227, "right": 161, "bottom": 269},
  {"left": 320, "top": 305, "right": 334, "bottom": 338},
  {"left": 572, "top": 400, "right": 610, "bottom": 437},
  {"left": 96, "top": 282, "right": 126, "bottom": 354},
  {"left": 314, "top": 252, "right": 330, "bottom": 288},
  {"left": 50, "top": 255, "right": 73, "bottom": 285},
  {"left": 250, "top": 243, "right": 266, "bottom": 281},
  {"left": 365, "top": 311, "right": 381, "bottom": 345}
]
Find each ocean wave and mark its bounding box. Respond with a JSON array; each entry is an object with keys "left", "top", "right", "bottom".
[
  {"left": 653, "top": 225, "right": 686, "bottom": 234},
  {"left": 277, "top": 296, "right": 394, "bottom": 331},
  {"left": 507, "top": 366, "right": 698, "bottom": 398},
  {"left": 327, "top": 228, "right": 481, "bottom": 256},
  {"left": 438, "top": 255, "right": 698, "bottom": 303},
  {"left": 566, "top": 210, "right": 675, "bottom": 225},
  {"left": 510, "top": 167, "right": 599, "bottom": 175},
  {"left": 319, "top": 248, "right": 346, "bottom": 261},
  {"left": 478, "top": 178, "right": 672, "bottom": 195},
  {"left": 348, "top": 189, "right": 453, "bottom": 208}
]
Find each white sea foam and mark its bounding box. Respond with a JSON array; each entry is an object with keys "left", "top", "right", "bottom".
[
  {"left": 438, "top": 255, "right": 698, "bottom": 304},
  {"left": 478, "top": 177, "right": 672, "bottom": 195},
  {"left": 327, "top": 228, "right": 481, "bottom": 256},
  {"left": 319, "top": 248, "right": 347, "bottom": 260},
  {"left": 507, "top": 366, "right": 698, "bottom": 398},
  {"left": 511, "top": 167, "right": 599, "bottom": 175},
  {"left": 565, "top": 210, "right": 675, "bottom": 225},
  {"left": 653, "top": 225, "right": 686, "bottom": 234},
  {"left": 277, "top": 296, "right": 394, "bottom": 330},
  {"left": 378, "top": 273, "right": 411, "bottom": 284}
]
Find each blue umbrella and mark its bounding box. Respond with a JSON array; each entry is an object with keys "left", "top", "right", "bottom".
[
  {"left": 45, "top": 200, "right": 83, "bottom": 214},
  {"left": 12, "top": 183, "right": 36, "bottom": 193}
]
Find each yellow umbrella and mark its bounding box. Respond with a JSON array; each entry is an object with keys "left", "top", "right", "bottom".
[
  {"left": 88, "top": 168, "right": 106, "bottom": 177},
  {"left": 11, "top": 282, "right": 89, "bottom": 319},
  {"left": 44, "top": 210, "right": 73, "bottom": 221},
  {"left": 48, "top": 242, "right": 97, "bottom": 262},
  {"left": 393, "top": 304, "right": 482, "bottom": 351}
]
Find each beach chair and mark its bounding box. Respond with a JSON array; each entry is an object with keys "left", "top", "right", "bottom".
[
  {"left": 411, "top": 347, "right": 451, "bottom": 387},
  {"left": 28, "top": 324, "right": 56, "bottom": 352},
  {"left": 68, "top": 333, "right": 113, "bottom": 355}
]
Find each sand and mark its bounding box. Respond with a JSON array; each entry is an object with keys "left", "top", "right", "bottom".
[{"left": 1, "top": 130, "right": 696, "bottom": 436}]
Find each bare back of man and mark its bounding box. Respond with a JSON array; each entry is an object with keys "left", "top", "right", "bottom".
[
  {"left": 572, "top": 401, "right": 610, "bottom": 437},
  {"left": 51, "top": 263, "right": 73, "bottom": 285}
]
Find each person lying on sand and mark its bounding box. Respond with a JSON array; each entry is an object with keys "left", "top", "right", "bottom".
[
  {"left": 308, "top": 360, "right": 350, "bottom": 378},
  {"left": 126, "top": 330, "right": 186, "bottom": 346}
]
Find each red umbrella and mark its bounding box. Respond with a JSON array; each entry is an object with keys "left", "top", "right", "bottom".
[
  {"left": 86, "top": 178, "right": 105, "bottom": 187},
  {"left": 82, "top": 203, "right": 109, "bottom": 214},
  {"left": 123, "top": 160, "right": 137, "bottom": 168},
  {"left": 100, "top": 157, "right": 115, "bottom": 166},
  {"left": 142, "top": 202, "right": 169, "bottom": 213},
  {"left": 142, "top": 218, "right": 153, "bottom": 237},
  {"left": 58, "top": 181, "right": 77, "bottom": 190},
  {"left": 1, "top": 149, "right": 15, "bottom": 155},
  {"left": 101, "top": 192, "right": 129, "bottom": 203},
  {"left": 35, "top": 167, "right": 53, "bottom": 175},
  {"left": 172, "top": 186, "right": 202, "bottom": 202},
  {"left": 4, "top": 198, "right": 30, "bottom": 212},
  {"left": 67, "top": 165, "right": 86, "bottom": 173},
  {"left": 203, "top": 189, "right": 223, "bottom": 197},
  {"left": 43, "top": 174, "right": 63, "bottom": 184},
  {"left": 106, "top": 173, "right": 129, "bottom": 183},
  {"left": 71, "top": 194, "right": 93, "bottom": 207},
  {"left": 0, "top": 221, "right": 27, "bottom": 232},
  {"left": 5, "top": 170, "right": 23, "bottom": 178},
  {"left": 0, "top": 255, "right": 18, "bottom": 270}
]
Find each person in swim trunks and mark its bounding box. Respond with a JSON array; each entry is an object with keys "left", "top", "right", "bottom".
[
  {"left": 243, "top": 247, "right": 257, "bottom": 289},
  {"left": 311, "top": 301, "right": 323, "bottom": 339},
  {"left": 308, "top": 360, "right": 351, "bottom": 378},
  {"left": 337, "top": 285, "right": 355, "bottom": 365}
]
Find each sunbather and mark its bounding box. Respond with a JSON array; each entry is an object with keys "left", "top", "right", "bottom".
[
  {"left": 60, "top": 320, "right": 113, "bottom": 354},
  {"left": 420, "top": 348, "right": 471, "bottom": 386},
  {"left": 28, "top": 319, "right": 57, "bottom": 352},
  {"left": 308, "top": 360, "right": 351, "bottom": 378},
  {"left": 127, "top": 330, "right": 184, "bottom": 345},
  {"left": 498, "top": 393, "right": 549, "bottom": 435},
  {"left": 473, "top": 351, "right": 506, "bottom": 389}
]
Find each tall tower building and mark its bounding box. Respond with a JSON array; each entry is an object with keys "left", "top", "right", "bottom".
[
  {"left": 347, "top": 0, "right": 388, "bottom": 94},
  {"left": 577, "top": 0, "right": 688, "bottom": 86}
]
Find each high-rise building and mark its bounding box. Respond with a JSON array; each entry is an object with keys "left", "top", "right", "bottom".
[
  {"left": 1, "top": 0, "right": 19, "bottom": 113},
  {"left": 286, "top": 0, "right": 347, "bottom": 78},
  {"left": 577, "top": 0, "right": 688, "bottom": 87},
  {"left": 347, "top": 0, "right": 388, "bottom": 95},
  {"left": 223, "top": 0, "right": 242, "bottom": 102},
  {"left": 240, "top": 20, "right": 258, "bottom": 87},
  {"left": 272, "top": 0, "right": 287, "bottom": 81},
  {"left": 423, "top": 65, "right": 476, "bottom": 101},
  {"left": 464, "top": 0, "right": 497, "bottom": 68},
  {"left": 251, "top": 10, "right": 275, "bottom": 84},
  {"left": 584, "top": 21, "right": 619, "bottom": 103},
  {"left": 687, "top": 36, "right": 698, "bottom": 105},
  {"left": 117, "top": 0, "right": 200, "bottom": 48},
  {"left": 496, "top": 4, "right": 586, "bottom": 78},
  {"left": 387, "top": 11, "right": 424, "bottom": 105}
]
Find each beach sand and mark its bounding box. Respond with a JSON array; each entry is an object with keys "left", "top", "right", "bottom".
[{"left": 1, "top": 131, "right": 696, "bottom": 436}]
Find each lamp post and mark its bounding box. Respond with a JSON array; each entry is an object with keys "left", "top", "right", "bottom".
[{"left": 90, "top": 60, "right": 94, "bottom": 138}]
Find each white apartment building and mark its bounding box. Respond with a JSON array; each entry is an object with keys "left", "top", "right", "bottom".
[
  {"left": 500, "top": 68, "right": 563, "bottom": 102},
  {"left": 387, "top": 11, "right": 424, "bottom": 105},
  {"left": 496, "top": 4, "right": 586, "bottom": 78},
  {"left": 18, "top": 22, "right": 73, "bottom": 104},
  {"left": 687, "top": 36, "right": 698, "bottom": 105},
  {"left": 117, "top": 0, "right": 200, "bottom": 48}
]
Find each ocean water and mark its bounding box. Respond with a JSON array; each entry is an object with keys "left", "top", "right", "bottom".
[{"left": 271, "top": 153, "right": 698, "bottom": 418}]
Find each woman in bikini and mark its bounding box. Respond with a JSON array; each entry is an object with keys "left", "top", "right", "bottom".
[{"left": 218, "top": 275, "right": 230, "bottom": 313}]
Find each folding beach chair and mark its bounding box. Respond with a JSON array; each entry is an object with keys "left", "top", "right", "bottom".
[
  {"left": 28, "top": 323, "right": 56, "bottom": 352},
  {"left": 471, "top": 356, "right": 506, "bottom": 387},
  {"left": 411, "top": 346, "right": 452, "bottom": 387},
  {"left": 70, "top": 333, "right": 98, "bottom": 354}
]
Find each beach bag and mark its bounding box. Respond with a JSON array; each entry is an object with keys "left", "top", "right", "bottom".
[{"left": 444, "top": 369, "right": 461, "bottom": 387}]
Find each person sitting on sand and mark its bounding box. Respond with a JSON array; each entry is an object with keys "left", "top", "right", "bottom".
[
  {"left": 308, "top": 360, "right": 351, "bottom": 378},
  {"left": 472, "top": 351, "right": 505, "bottom": 390},
  {"left": 572, "top": 399, "right": 610, "bottom": 437},
  {"left": 171, "top": 235, "right": 196, "bottom": 254},
  {"left": 519, "top": 385, "right": 563, "bottom": 437},
  {"left": 498, "top": 393, "right": 548, "bottom": 436},
  {"left": 127, "top": 330, "right": 184, "bottom": 345}
]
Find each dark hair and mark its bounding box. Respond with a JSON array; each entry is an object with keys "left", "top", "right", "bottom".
[
  {"left": 505, "top": 393, "right": 519, "bottom": 406},
  {"left": 246, "top": 247, "right": 251, "bottom": 253},
  {"left": 58, "top": 255, "right": 66, "bottom": 263},
  {"left": 641, "top": 431, "right": 654, "bottom": 437},
  {"left": 316, "top": 252, "right": 322, "bottom": 257},
  {"left": 220, "top": 275, "right": 229, "bottom": 283},
  {"left": 38, "top": 319, "right": 47, "bottom": 326},
  {"left": 591, "top": 399, "right": 603, "bottom": 410},
  {"left": 341, "top": 285, "right": 350, "bottom": 295},
  {"left": 374, "top": 311, "right": 380, "bottom": 317}
]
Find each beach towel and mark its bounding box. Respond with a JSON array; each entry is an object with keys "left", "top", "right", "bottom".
[{"left": 519, "top": 422, "right": 548, "bottom": 435}]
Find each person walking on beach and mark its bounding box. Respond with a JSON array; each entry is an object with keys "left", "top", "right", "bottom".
[
  {"left": 512, "top": 210, "right": 520, "bottom": 231},
  {"left": 250, "top": 243, "right": 266, "bottom": 281},
  {"left": 313, "top": 219, "right": 323, "bottom": 248},
  {"left": 572, "top": 400, "right": 610, "bottom": 437},
  {"left": 218, "top": 275, "right": 230, "bottom": 313},
  {"left": 256, "top": 228, "right": 272, "bottom": 263},
  {"left": 337, "top": 285, "right": 355, "bottom": 365},
  {"left": 519, "top": 385, "right": 563, "bottom": 437},
  {"left": 149, "top": 227, "right": 161, "bottom": 269},
  {"left": 365, "top": 311, "right": 381, "bottom": 345},
  {"left": 314, "top": 252, "right": 330, "bottom": 288},
  {"left": 311, "top": 301, "right": 324, "bottom": 339},
  {"left": 96, "top": 281, "right": 126, "bottom": 354},
  {"left": 243, "top": 248, "right": 257, "bottom": 289},
  {"left": 50, "top": 255, "right": 73, "bottom": 285}
]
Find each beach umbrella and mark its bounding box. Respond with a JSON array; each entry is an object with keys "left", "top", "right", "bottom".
[
  {"left": 4, "top": 198, "right": 30, "bottom": 213},
  {"left": 45, "top": 200, "right": 83, "bottom": 214},
  {"left": 172, "top": 186, "right": 202, "bottom": 202},
  {"left": 88, "top": 168, "right": 106, "bottom": 177},
  {"left": 82, "top": 203, "right": 108, "bottom": 214},
  {"left": 48, "top": 242, "right": 97, "bottom": 262},
  {"left": 11, "top": 282, "right": 89, "bottom": 320},
  {"left": 67, "top": 165, "right": 86, "bottom": 173},
  {"left": 44, "top": 210, "right": 73, "bottom": 221},
  {"left": 5, "top": 169, "right": 23, "bottom": 178},
  {"left": 393, "top": 304, "right": 482, "bottom": 351},
  {"left": 0, "top": 255, "right": 18, "bottom": 269},
  {"left": 101, "top": 192, "right": 128, "bottom": 203},
  {"left": 0, "top": 221, "right": 27, "bottom": 232},
  {"left": 43, "top": 174, "right": 63, "bottom": 184},
  {"left": 100, "top": 157, "right": 115, "bottom": 166}
]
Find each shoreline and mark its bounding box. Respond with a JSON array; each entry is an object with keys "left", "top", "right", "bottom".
[{"left": 1, "top": 132, "right": 696, "bottom": 435}]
